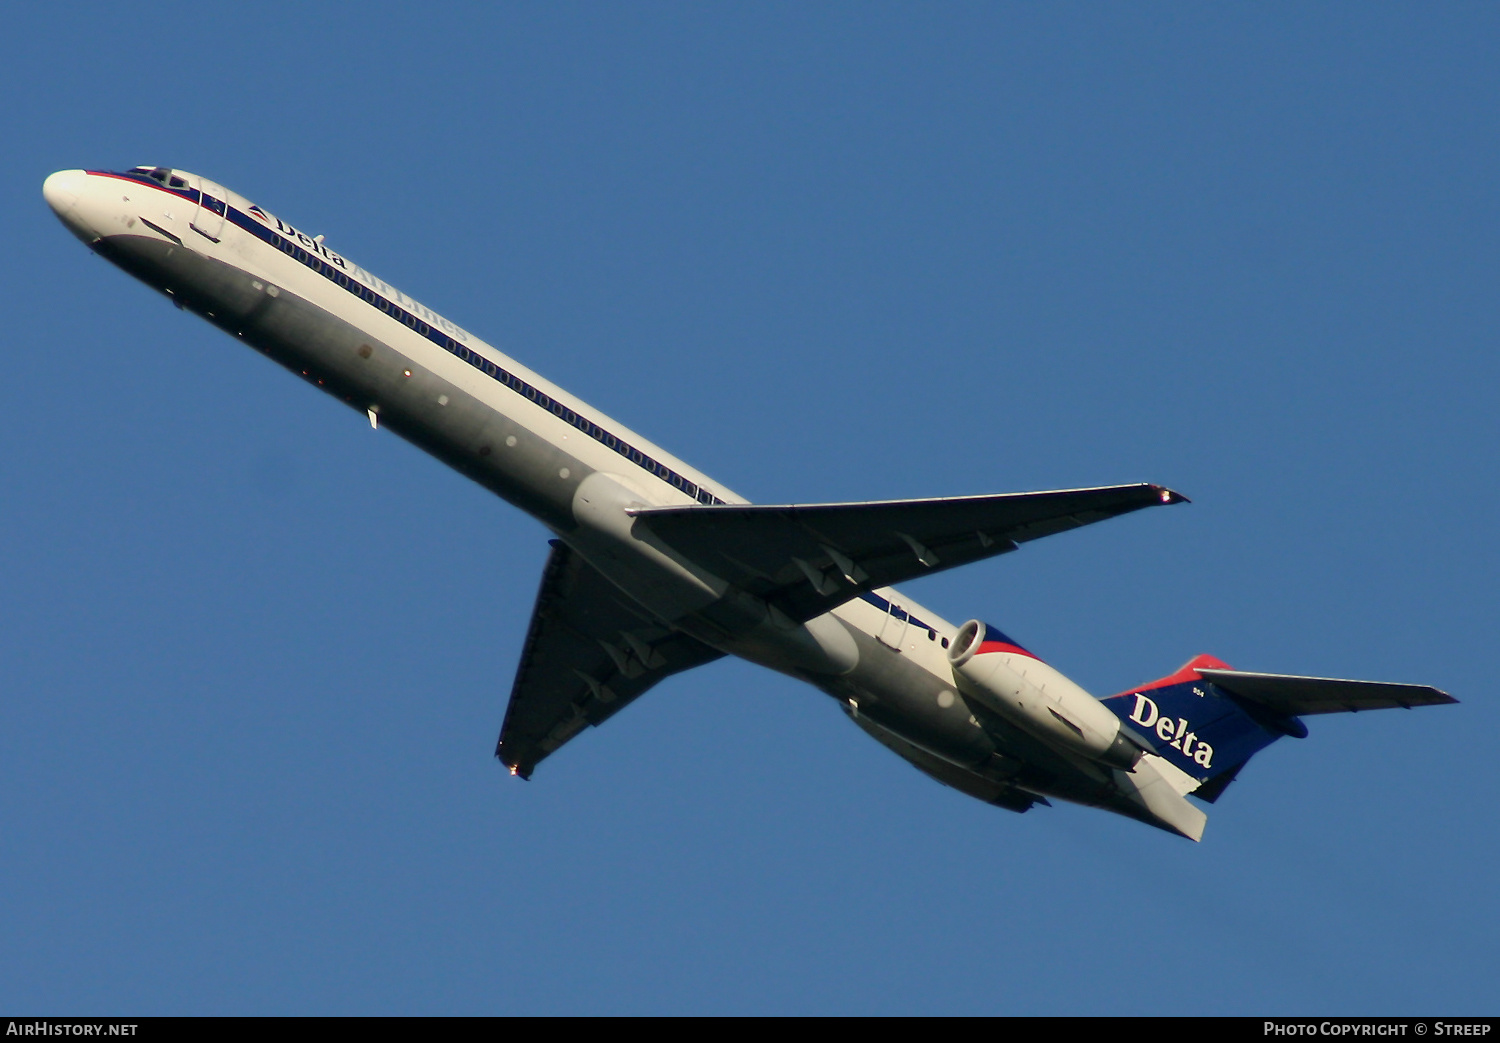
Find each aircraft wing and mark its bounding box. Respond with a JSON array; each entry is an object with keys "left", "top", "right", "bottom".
[
  {"left": 1196, "top": 669, "right": 1456, "bottom": 716},
  {"left": 496, "top": 541, "right": 724, "bottom": 778},
  {"left": 631, "top": 483, "right": 1185, "bottom": 624}
]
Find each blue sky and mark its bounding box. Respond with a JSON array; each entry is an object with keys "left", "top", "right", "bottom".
[{"left": 4, "top": 3, "right": 1496, "bottom": 1014}]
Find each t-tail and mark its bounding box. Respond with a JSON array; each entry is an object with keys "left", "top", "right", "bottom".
[{"left": 1101, "top": 654, "right": 1457, "bottom": 805}]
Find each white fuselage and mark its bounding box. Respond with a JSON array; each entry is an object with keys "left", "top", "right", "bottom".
[
  {"left": 45, "top": 173, "right": 978, "bottom": 719},
  {"left": 45, "top": 165, "right": 1183, "bottom": 828}
]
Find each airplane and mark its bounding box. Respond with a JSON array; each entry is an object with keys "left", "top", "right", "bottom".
[{"left": 42, "top": 165, "right": 1457, "bottom": 841}]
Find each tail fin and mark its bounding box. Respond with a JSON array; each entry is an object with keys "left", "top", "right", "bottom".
[
  {"left": 1101, "top": 655, "right": 1456, "bottom": 803},
  {"left": 1101, "top": 655, "right": 1289, "bottom": 803}
]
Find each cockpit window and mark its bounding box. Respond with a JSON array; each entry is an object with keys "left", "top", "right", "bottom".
[{"left": 128, "top": 166, "right": 174, "bottom": 185}]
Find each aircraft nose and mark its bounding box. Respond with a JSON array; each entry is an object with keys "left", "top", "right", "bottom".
[
  {"left": 43, "top": 169, "right": 85, "bottom": 217},
  {"left": 43, "top": 169, "right": 102, "bottom": 243}
]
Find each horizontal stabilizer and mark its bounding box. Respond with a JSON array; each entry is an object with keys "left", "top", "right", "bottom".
[
  {"left": 632, "top": 483, "right": 1185, "bottom": 624},
  {"left": 1195, "top": 669, "right": 1456, "bottom": 717},
  {"left": 1103, "top": 656, "right": 1456, "bottom": 809}
]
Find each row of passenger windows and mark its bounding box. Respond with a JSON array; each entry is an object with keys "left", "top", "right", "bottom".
[{"left": 230, "top": 203, "right": 722, "bottom": 505}]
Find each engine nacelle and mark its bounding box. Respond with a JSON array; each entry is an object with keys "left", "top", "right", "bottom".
[{"left": 948, "top": 620, "right": 1143, "bottom": 770}]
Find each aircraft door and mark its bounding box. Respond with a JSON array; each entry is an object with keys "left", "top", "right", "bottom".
[
  {"left": 191, "top": 176, "right": 228, "bottom": 243},
  {"left": 877, "top": 598, "right": 909, "bottom": 651}
]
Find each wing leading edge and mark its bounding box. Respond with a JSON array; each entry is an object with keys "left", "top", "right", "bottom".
[
  {"left": 630, "top": 483, "right": 1186, "bottom": 624},
  {"left": 496, "top": 541, "right": 724, "bottom": 778}
]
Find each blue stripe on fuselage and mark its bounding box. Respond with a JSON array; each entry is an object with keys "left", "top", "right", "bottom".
[{"left": 107, "top": 169, "right": 728, "bottom": 507}]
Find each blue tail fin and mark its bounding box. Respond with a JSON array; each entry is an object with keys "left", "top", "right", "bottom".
[{"left": 1100, "top": 655, "right": 1306, "bottom": 803}]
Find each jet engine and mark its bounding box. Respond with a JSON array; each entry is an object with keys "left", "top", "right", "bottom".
[{"left": 948, "top": 620, "right": 1144, "bottom": 770}]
